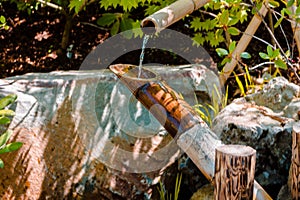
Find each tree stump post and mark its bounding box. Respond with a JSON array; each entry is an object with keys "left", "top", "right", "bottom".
[
  {"left": 214, "top": 145, "right": 256, "bottom": 200},
  {"left": 292, "top": 122, "right": 300, "bottom": 200}
]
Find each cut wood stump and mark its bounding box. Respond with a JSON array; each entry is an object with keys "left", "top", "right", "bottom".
[
  {"left": 292, "top": 122, "right": 300, "bottom": 200},
  {"left": 214, "top": 145, "right": 256, "bottom": 200}
]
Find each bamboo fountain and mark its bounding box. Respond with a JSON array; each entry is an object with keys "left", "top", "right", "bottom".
[{"left": 109, "top": 64, "right": 272, "bottom": 200}]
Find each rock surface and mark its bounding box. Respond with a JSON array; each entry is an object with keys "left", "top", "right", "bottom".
[
  {"left": 0, "top": 64, "right": 219, "bottom": 199},
  {"left": 212, "top": 76, "right": 300, "bottom": 198}
]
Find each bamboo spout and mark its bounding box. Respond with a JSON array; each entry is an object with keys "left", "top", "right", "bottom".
[
  {"left": 141, "top": 0, "right": 210, "bottom": 33},
  {"left": 109, "top": 64, "right": 205, "bottom": 138},
  {"left": 109, "top": 64, "right": 272, "bottom": 200}
]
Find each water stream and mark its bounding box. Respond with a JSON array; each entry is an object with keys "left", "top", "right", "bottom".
[{"left": 138, "top": 34, "right": 150, "bottom": 78}]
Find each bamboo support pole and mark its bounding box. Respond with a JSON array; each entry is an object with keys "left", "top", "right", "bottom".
[
  {"left": 141, "top": 0, "right": 210, "bottom": 33},
  {"left": 219, "top": 3, "right": 269, "bottom": 85},
  {"left": 287, "top": 3, "right": 300, "bottom": 56},
  {"left": 214, "top": 145, "right": 256, "bottom": 200},
  {"left": 292, "top": 122, "right": 300, "bottom": 199},
  {"left": 109, "top": 64, "right": 272, "bottom": 200}
]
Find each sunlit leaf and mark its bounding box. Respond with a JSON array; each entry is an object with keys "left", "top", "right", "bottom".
[
  {"left": 259, "top": 52, "right": 270, "bottom": 60},
  {"left": 229, "top": 41, "right": 236, "bottom": 53},
  {"left": 0, "top": 16, "right": 6, "bottom": 24},
  {"left": 267, "top": 45, "right": 273, "bottom": 57},
  {"left": 0, "top": 116, "right": 10, "bottom": 125},
  {"left": 274, "top": 17, "right": 283, "bottom": 28},
  {"left": 227, "top": 27, "right": 240, "bottom": 36},
  {"left": 241, "top": 52, "right": 251, "bottom": 59},
  {"left": 0, "top": 94, "right": 17, "bottom": 110},
  {"left": 287, "top": 0, "right": 295, "bottom": 7},
  {"left": 275, "top": 59, "right": 287, "bottom": 69},
  {"left": 221, "top": 57, "right": 231, "bottom": 65},
  {"left": 216, "top": 48, "right": 228, "bottom": 57},
  {"left": 0, "top": 142, "right": 23, "bottom": 154},
  {"left": 69, "top": 0, "right": 85, "bottom": 13},
  {"left": 269, "top": 0, "right": 280, "bottom": 7},
  {"left": 0, "top": 130, "right": 12, "bottom": 149},
  {"left": 0, "top": 110, "right": 15, "bottom": 117},
  {"left": 192, "top": 33, "right": 205, "bottom": 46},
  {"left": 219, "top": 10, "right": 229, "bottom": 25}
]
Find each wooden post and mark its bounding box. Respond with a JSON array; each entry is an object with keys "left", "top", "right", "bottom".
[
  {"left": 214, "top": 145, "right": 256, "bottom": 200},
  {"left": 292, "top": 122, "right": 300, "bottom": 199}
]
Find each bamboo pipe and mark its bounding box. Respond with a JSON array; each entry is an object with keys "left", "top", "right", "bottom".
[
  {"left": 141, "top": 0, "right": 210, "bottom": 33},
  {"left": 287, "top": 3, "right": 300, "bottom": 56},
  {"left": 109, "top": 64, "right": 272, "bottom": 200}
]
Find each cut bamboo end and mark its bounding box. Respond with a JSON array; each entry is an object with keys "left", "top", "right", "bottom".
[
  {"left": 292, "top": 122, "right": 300, "bottom": 199},
  {"left": 214, "top": 144, "right": 256, "bottom": 200}
]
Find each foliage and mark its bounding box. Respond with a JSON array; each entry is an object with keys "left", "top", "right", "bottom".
[
  {"left": 216, "top": 41, "right": 251, "bottom": 65},
  {"left": 0, "top": 15, "right": 9, "bottom": 30},
  {"left": 96, "top": 0, "right": 176, "bottom": 37},
  {"left": 194, "top": 84, "right": 228, "bottom": 126},
  {"left": 157, "top": 173, "right": 182, "bottom": 200},
  {"left": 190, "top": 0, "right": 252, "bottom": 47},
  {"left": 0, "top": 94, "right": 22, "bottom": 169}
]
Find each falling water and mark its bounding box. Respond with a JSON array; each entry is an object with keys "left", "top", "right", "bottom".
[{"left": 138, "top": 34, "right": 150, "bottom": 78}]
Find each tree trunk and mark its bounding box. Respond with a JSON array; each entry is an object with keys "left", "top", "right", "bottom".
[{"left": 61, "top": 15, "right": 73, "bottom": 51}]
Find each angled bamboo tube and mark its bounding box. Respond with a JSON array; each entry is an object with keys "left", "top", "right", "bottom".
[
  {"left": 109, "top": 64, "right": 272, "bottom": 200},
  {"left": 219, "top": 3, "right": 269, "bottom": 85},
  {"left": 141, "top": 0, "right": 210, "bottom": 33}
]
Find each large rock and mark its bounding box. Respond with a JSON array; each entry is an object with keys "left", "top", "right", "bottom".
[
  {"left": 212, "top": 77, "right": 299, "bottom": 198},
  {"left": 0, "top": 64, "right": 220, "bottom": 199}
]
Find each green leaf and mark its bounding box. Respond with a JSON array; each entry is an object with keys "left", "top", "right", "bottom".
[
  {"left": 229, "top": 41, "right": 236, "bottom": 53},
  {"left": 190, "top": 17, "right": 202, "bottom": 31},
  {"left": 216, "top": 48, "right": 228, "bottom": 57},
  {"left": 100, "top": 0, "right": 120, "bottom": 9},
  {"left": 97, "top": 13, "right": 117, "bottom": 27},
  {"left": 228, "top": 17, "right": 240, "bottom": 26},
  {"left": 241, "top": 52, "right": 251, "bottom": 59},
  {"left": 296, "top": 6, "right": 300, "bottom": 16},
  {"left": 0, "top": 130, "right": 12, "bottom": 149},
  {"left": 221, "top": 57, "right": 231, "bottom": 65},
  {"left": 273, "top": 49, "right": 280, "bottom": 58},
  {"left": 69, "top": 0, "right": 84, "bottom": 13},
  {"left": 0, "top": 16, "right": 6, "bottom": 24},
  {"left": 111, "top": 20, "right": 120, "bottom": 35},
  {"left": 219, "top": 10, "right": 229, "bottom": 25},
  {"left": 275, "top": 59, "right": 287, "bottom": 69},
  {"left": 120, "top": 18, "right": 134, "bottom": 31},
  {"left": 0, "top": 142, "right": 23, "bottom": 154},
  {"left": 0, "top": 110, "right": 15, "bottom": 117},
  {"left": 274, "top": 17, "right": 283, "bottom": 28},
  {"left": 0, "top": 159, "right": 3, "bottom": 168},
  {"left": 192, "top": 33, "right": 205, "bottom": 46},
  {"left": 267, "top": 45, "right": 273, "bottom": 57},
  {"left": 0, "top": 94, "right": 17, "bottom": 110},
  {"left": 259, "top": 52, "right": 270, "bottom": 60},
  {"left": 120, "top": 0, "right": 139, "bottom": 12},
  {"left": 227, "top": 27, "right": 240, "bottom": 36},
  {"left": 0, "top": 116, "right": 10, "bottom": 125},
  {"left": 268, "top": 0, "right": 280, "bottom": 7},
  {"left": 287, "top": 0, "right": 295, "bottom": 7}
]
